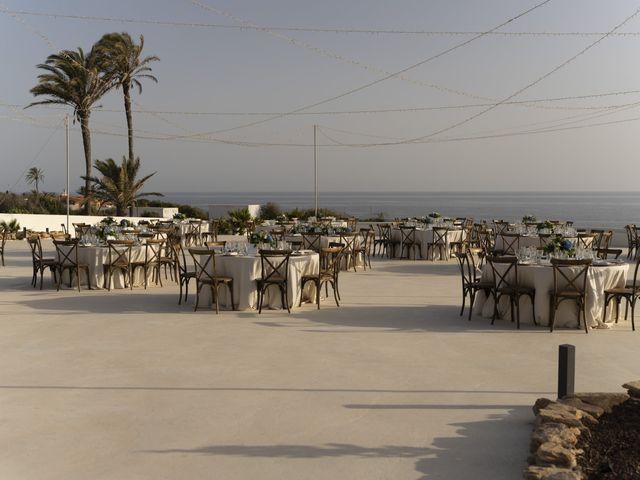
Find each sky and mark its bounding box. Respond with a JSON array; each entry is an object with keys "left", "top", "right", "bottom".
[{"left": 2, "top": 0, "right": 640, "bottom": 195}]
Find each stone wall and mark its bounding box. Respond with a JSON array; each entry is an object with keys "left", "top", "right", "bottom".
[{"left": 524, "top": 383, "right": 639, "bottom": 479}]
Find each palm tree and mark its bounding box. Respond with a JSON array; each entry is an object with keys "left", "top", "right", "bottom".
[
  {"left": 83, "top": 156, "right": 162, "bottom": 216},
  {"left": 25, "top": 167, "right": 44, "bottom": 194},
  {"left": 95, "top": 33, "right": 159, "bottom": 162},
  {"left": 27, "top": 48, "right": 113, "bottom": 214}
]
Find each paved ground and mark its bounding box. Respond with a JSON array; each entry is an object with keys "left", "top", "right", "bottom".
[{"left": 0, "top": 239, "right": 637, "bottom": 479}]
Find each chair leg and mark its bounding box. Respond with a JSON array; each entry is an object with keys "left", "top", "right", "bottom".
[
  {"left": 194, "top": 283, "right": 201, "bottom": 311},
  {"left": 316, "top": 279, "right": 321, "bottom": 309},
  {"left": 582, "top": 301, "right": 589, "bottom": 334},
  {"left": 178, "top": 278, "right": 184, "bottom": 305},
  {"left": 531, "top": 292, "right": 537, "bottom": 326},
  {"left": 459, "top": 287, "right": 466, "bottom": 317},
  {"left": 468, "top": 290, "right": 476, "bottom": 321},
  {"left": 631, "top": 297, "right": 636, "bottom": 331},
  {"left": 229, "top": 282, "right": 236, "bottom": 311},
  {"left": 549, "top": 296, "right": 555, "bottom": 332}
]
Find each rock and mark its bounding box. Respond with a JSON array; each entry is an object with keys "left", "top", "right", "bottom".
[
  {"left": 559, "top": 397, "right": 605, "bottom": 418},
  {"left": 534, "top": 398, "right": 554, "bottom": 415},
  {"left": 523, "top": 466, "right": 581, "bottom": 480},
  {"left": 568, "top": 392, "right": 629, "bottom": 413},
  {"left": 622, "top": 380, "right": 640, "bottom": 398},
  {"left": 537, "top": 403, "right": 597, "bottom": 428},
  {"left": 530, "top": 423, "right": 581, "bottom": 452},
  {"left": 535, "top": 442, "right": 578, "bottom": 469}
]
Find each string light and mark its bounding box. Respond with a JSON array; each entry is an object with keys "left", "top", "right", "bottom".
[
  {"left": 183, "top": 0, "right": 554, "bottom": 138},
  {"left": 5, "top": 8, "right": 640, "bottom": 37}
]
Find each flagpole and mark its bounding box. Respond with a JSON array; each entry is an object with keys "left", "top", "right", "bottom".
[
  {"left": 65, "top": 114, "right": 70, "bottom": 233},
  {"left": 314, "top": 124, "right": 318, "bottom": 217}
]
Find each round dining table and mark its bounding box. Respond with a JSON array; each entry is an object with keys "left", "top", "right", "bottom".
[
  {"left": 56, "top": 244, "right": 151, "bottom": 289},
  {"left": 196, "top": 251, "right": 320, "bottom": 310},
  {"left": 390, "top": 227, "right": 465, "bottom": 260},
  {"left": 473, "top": 260, "right": 628, "bottom": 328}
]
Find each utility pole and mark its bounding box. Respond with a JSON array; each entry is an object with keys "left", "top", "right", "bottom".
[
  {"left": 314, "top": 124, "right": 318, "bottom": 217},
  {"left": 65, "top": 114, "right": 70, "bottom": 233}
]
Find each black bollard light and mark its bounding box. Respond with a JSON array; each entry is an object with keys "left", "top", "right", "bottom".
[{"left": 558, "top": 344, "right": 575, "bottom": 399}]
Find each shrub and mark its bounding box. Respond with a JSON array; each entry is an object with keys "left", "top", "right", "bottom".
[{"left": 259, "top": 202, "right": 282, "bottom": 220}]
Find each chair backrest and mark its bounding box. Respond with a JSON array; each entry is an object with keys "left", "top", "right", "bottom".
[
  {"left": 550, "top": 259, "right": 592, "bottom": 296},
  {"left": 538, "top": 234, "right": 552, "bottom": 248},
  {"left": 27, "top": 236, "right": 43, "bottom": 262},
  {"left": 432, "top": 227, "right": 449, "bottom": 245},
  {"left": 376, "top": 223, "right": 391, "bottom": 242},
  {"left": 188, "top": 247, "right": 219, "bottom": 284},
  {"left": 576, "top": 233, "right": 595, "bottom": 250},
  {"left": 302, "top": 233, "right": 322, "bottom": 252},
  {"left": 499, "top": 233, "right": 520, "bottom": 255},
  {"left": 171, "top": 241, "right": 190, "bottom": 276},
  {"left": 208, "top": 220, "right": 219, "bottom": 241},
  {"left": 106, "top": 240, "right": 133, "bottom": 267},
  {"left": 53, "top": 239, "right": 80, "bottom": 267},
  {"left": 487, "top": 255, "right": 519, "bottom": 292},
  {"left": 628, "top": 256, "right": 640, "bottom": 290},
  {"left": 74, "top": 224, "right": 91, "bottom": 240},
  {"left": 399, "top": 225, "right": 416, "bottom": 245},
  {"left": 455, "top": 247, "right": 484, "bottom": 287},
  {"left": 259, "top": 249, "right": 292, "bottom": 283},
  {"left": 493, "top": 221, "right": 509, "bottom": 236},
  {"left": 625, "top": 224, "right": 638, "bottom": 245},
  {"left": 144, "top": 239, "right": 164, "bottom": 265},
  {"left": 339, "top": 233, "right": 359, "bottom": 253},
  {"left": 359, "top": 229, "right": 375, "bottom": 253},
  {"left": 320, "top": 246, "right": 344, "bottom": 276},
  {"left": 589, "top": 229, "right": 605, "bottom": 250},
  {"left": 597, "top": 231, "right": 613, "bottom": 251},
  {"left": 204, "top": 241, "right": 227, "bottom": 252}
]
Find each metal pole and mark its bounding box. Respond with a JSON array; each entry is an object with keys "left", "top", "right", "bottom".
[
  {"left": 558, "top": 344, "right": 575, "bottom": 399},
  {"left": 314, "top": 125, "right": 318, "bottom": 217},
  {"left": 65, "top": 114, "right": 70, "bottom": 233}
]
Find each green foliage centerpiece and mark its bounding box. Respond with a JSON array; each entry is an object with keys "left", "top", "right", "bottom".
[
  {"left": 543, "top": 235, "right": 576, "bottom": 258},
  {"left": 249, "top": 230, "right": 275, "bottom": 248}
]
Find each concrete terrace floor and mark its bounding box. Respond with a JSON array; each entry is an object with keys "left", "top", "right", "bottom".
[{"left": 0, "top": 239, "right": 638, "bottom": 480}]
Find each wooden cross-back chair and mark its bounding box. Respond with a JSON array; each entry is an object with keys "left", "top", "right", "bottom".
[
  {"left": 374, "top": 223, "right": 392, "bottom": 258},
  {"left": 53, "top": 239, "right": 91, "bottom": 292},
  {"left": 603, "top": 255, "right": 640, "bottom": 331},
  {"left": 103, "top": 240, "right": 133, "bottom": 291},
  {"left": 398, "top": 225, "right": 420, "bottom": 260},
  {"left": 549, "top": 259, "right": 592, "bottom": 333},
  {"left": 302, "top": 233, "right": 322, "bottom": 252},
  {"left": 427, "top": 227, "right": 449, "bottom": 261},
  {"left": 487, "top": 255, "right": 536, "bottom": 329},
  {"left": 28, "top": 236, "right": 58, "bottom": 289},
  {"left": 498, "top": 233, "right": 520, "bottom": 256},
  {"left": 172, "top": 241, "right": 196, "bottom": 305},
  {"left": 454, "top": 247, "right": 493, "bottom": 320},
  {"left": 300, "top": 246, "right": 344, "bottom": 309},
  {"left": 188, "top": 247, "right": 234, "bottom": 313},
  {"left": 339, "top": 232, "right": 360, "bottom": 271},
  {"left": 257, "top": 249, "right": 292, "bottom": 313},
  {"left": 132, "top": 239, "right": 164, "bottom": 289}
]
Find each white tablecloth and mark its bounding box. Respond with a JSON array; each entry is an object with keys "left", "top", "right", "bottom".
[
  {"left": 285, "top": 234, "right": 364, "bottom": 269},
  {"left": 56, "top": 245, "right": 150, "bottom": 289},
  {"left": 494, "top": 235, "right": 590, "bottom": 252},
  {"left": 474, "top": 262, "right": 628, "bottom": 328},
  {"left": 197, "top": 252, "right": 320, "bottom": 310},
  {"left": 391, "top": 228, "right": 464, "bottom": 260}
]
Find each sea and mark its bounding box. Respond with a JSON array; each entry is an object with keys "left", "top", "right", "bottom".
[{"left": 161, "top": 191, "right": 640, "bottom": 230}]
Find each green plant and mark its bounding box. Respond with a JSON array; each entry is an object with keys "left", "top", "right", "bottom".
[
  {"left": 28, "top": 48, "right": 113, "bottom": 214},
  {"left": 25, "top": 167, "right": 44, "bottom": 194},
  {"left": 259, "top": 202, "right": 282, "bottom": 220},
  {"left": 0, "top": 219, "right": 20, "bottom": 233},
  {"left": 178, "top": 205, "right": 207, "bottom": 220},
  {"left": 228, "top": 208, "right": 252, "bottom": 234},
  {"left": 83, "top": 156, "right": 162, "bottom": 215},
  {"left": 94, "top": 32, "right": 159, "bottom": 162}
]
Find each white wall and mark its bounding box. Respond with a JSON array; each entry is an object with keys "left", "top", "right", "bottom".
[
  {"left": 208, "top": 204, "right": 261, "bottom": 219},
  {"left": 130, "top": 206, "right": 179, "bottom": 218},
  {"left": 0, "top": 213, "right": 166, "bottom": 237}
]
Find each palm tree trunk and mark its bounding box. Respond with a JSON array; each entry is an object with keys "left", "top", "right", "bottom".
[
  {"left": 80, "top": 112, "right": 92, "bottom": 215},
  {"left": 123, "top": 83, "right": 134, "bottom": 162}
]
